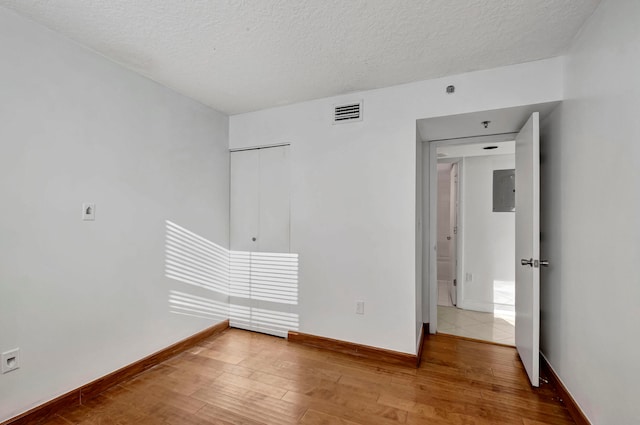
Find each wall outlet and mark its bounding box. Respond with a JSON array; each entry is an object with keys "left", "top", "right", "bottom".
[
  {"left": 1, "top": 348, "right": 20, "bottom": 374},
  {"left": 82, "top": 203, "right": 95, "bottom": 221},
  {"left": 465, "top": 273, "right": 473, "bottom": 282},
  {"left": 356, "top": 301, "right": 365, "bottom": 315}
]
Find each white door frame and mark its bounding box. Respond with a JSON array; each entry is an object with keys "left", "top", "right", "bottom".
[
  {"left": 426, "top": 134, "right": 517, "bottom": 332},
  {"left": 449, "top": 160, "right": 461, "bottom": 307}
]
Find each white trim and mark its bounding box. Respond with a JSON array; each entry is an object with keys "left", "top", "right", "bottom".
[
  {"left": 428, "top": 141, "right": 438, "bottom": 332},
  {"left": 430, "top": 133, "right": 518, "bottom": 145},
  {"left": 229, "top": 142, "right": 290, "bottom": 152},
  {"left": 450, "top": 159, "right": 463, "bottom": 308}
]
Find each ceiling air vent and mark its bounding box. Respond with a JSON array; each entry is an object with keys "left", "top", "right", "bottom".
[{"left": 333, "top": 101, "right": 363, "bottom": 124}]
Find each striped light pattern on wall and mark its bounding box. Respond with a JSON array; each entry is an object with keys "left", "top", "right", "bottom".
[
  {"left": 165, "top": 220, "right": 299, "bottom": 337},
  {"left": 165, "top": 220, "right": 229, "bottom": 295}
]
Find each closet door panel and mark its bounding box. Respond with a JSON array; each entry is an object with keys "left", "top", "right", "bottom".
[
  {"left": 230, "top": 150, "right": 260, "bottom": 252},
  {"left": 258, "top": 146, "right": 290, "bottom": 253},
  {"left": 229, "top": 145, "right": 292, "bottom": 338}
]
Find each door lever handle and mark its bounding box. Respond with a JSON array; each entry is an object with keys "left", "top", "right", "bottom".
[{"left": 520, "top": 258, "right": 533, "bottom": 267}]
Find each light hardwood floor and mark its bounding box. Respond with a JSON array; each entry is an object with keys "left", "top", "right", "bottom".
[{"left": 40, "top": 328, "right": 574, "bottom": 425}]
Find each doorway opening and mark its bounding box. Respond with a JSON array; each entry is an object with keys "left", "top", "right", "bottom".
[
  {"left": 417, "top": 102, "right": 558, "bottom": 386},
  {"left": 435, "top": 141, "right": 516, "bottom": 345}
]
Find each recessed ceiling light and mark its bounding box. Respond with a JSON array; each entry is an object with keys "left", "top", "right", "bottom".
[{"left": 483, "top": 146, "right": 498, "bottom": 150}]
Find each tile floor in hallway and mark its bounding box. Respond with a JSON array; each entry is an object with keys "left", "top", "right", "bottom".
[{"left": 437, "top": 305, "right": 515, "bottom": 346}]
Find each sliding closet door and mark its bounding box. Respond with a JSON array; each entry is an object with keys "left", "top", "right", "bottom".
[{"left": 229, "top": 145, "right": 294, "bottom": 337}]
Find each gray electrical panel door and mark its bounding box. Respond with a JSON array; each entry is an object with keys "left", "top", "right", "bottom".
[{"left": 493, "top": 169, "right": 515, "bottom": 212}]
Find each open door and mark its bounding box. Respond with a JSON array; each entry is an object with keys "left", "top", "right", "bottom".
[
  {"left": 448, "top": 162, "right": 459, "bottom": 306},
  {"left": 515, "top": 112, "right": 540, "bottom": 387}
]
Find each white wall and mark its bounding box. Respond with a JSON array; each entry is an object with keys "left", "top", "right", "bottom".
[
  {"left": 414, "top": 133, "right": 423, "bottom": 346},
  {"left": 230, "top": 58, "right": 563, "bottom": 355},
  {"left": 540, "top": 1, "right": 640, "bottom": 423},
  {"left": 459, "top": 154, "right": 515, "bottom": 312},
  {"left": 0, "top": 7, "right": 229, "bottom": 422}
]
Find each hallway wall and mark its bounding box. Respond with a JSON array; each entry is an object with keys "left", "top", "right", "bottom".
[{"left": 460, "top": 154, "right": 515, "bottom": 313}]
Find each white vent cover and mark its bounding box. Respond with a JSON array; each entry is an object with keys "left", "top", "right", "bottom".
[{"left": 333, "top": 101, "right": 363, "bottom": 124}]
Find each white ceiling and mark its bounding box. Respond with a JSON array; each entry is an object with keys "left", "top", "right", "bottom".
[
  {"left": 0, "top": 1, "right": 600, "bottom": 115},
  {"left": 437, "top": 140, "right": 514, "bottom": 160}
]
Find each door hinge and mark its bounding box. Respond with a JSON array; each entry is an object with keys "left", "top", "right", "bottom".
[
  {"left": 453, "top": 226, "right": 458, "bottom": 235},
  {"left": 453, "top": 279, "right": 457, "bottom": 287}
]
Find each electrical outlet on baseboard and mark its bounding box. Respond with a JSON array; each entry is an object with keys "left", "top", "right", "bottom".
[{"left": 356, "top": 301, "right": 365, "bottom": 315}]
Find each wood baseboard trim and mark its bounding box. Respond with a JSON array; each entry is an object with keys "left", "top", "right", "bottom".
[
  {"left": 416, "top": 323, "right": 428, "bottom": 367},
  {"left": 0, "top": 391, "right": 80, "bottom": 425},
  {"left": 540, "top": 354, "right": 591, "bottom": 425},
  {"left": 1, "top": 320, "right": 229, "bottom": 425},
  {"left": 287, "top": 331, "right": 417, "bottom": 367}
]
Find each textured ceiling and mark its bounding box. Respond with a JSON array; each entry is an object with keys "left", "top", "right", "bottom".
[{"left": 0, "top": 0, "right": 600, "bottom": 114}]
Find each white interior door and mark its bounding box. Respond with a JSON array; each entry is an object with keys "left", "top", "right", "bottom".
[
  {"left": 230, "top": 149, "right": 259, "bottom": 332},
  {"left": 257, "top": 146, "right": 290, "bottom": 253},
  {"left": 515, "top": 112, "right": 540, "bottom": 387},
  {"left": 436, "top": 164, "right": 452, "bottom": 281},
  {"left": 230, "top": 150, "right": 260, "bottom": 252},
  {"left": 230, "top": 145, "right": 292, "bottom": 337},
  {"left": 448, "top": 162, "right": 458, "bottom": 306},
  {"left": 436, "top": 164, "right": 453, "bottom": 307}
]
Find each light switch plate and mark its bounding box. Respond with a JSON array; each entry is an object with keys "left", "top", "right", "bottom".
[{"left": 2, "top": 348, "right": 20, "bottom": 374}]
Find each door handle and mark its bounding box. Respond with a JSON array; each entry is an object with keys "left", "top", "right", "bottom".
[
  {"left": 252, "top": 237, "right": 257, "bottom": 242},
  {"left": 521, "top": 258, "right": 549, "bottom": 268},
  {"left": 446, "top": 236, "right": 451, "bottom": 240},
  {"left": 521, "top": 258, "right": 533, "bottom": 267}
]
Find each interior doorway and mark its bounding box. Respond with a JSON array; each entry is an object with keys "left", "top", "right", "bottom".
[
  {"left": 435, "top": 141, "right": 516, "bottom": 345},
  {"left": 417, "top": 103, "right": 559, "bottom": 336},
  {"left": 417, "top": 105, "right": 554, "bottom": 386}
]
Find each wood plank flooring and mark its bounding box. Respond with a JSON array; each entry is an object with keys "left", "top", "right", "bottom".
[{"left": 40, "top": 329, "right": 574, "bottom": 425}]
